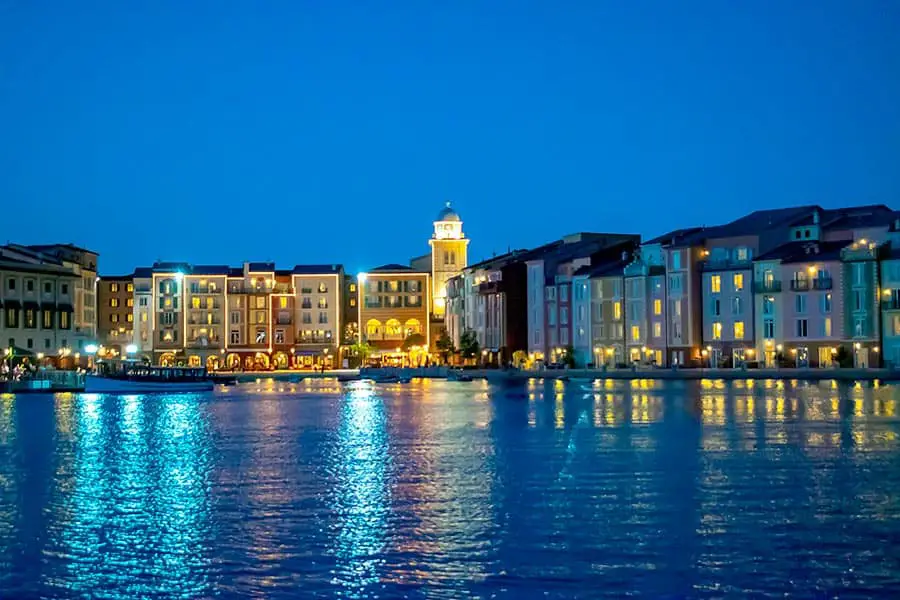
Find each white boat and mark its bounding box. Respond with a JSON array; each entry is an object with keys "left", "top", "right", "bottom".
[{"left": 85, "top": 360, "right": 215, "bottom": 394}]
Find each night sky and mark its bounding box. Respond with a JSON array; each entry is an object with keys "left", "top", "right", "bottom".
[{"left": 1, "top": 1, "right": 898, "bottom": 275}]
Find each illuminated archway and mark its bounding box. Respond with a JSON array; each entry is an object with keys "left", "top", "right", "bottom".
[
  {"left": 244, "top": 356, "right": 254, "bottom": 370},
  {"left": 187, "top": 355, "right": 201, "bottom": 367},
  {"left": 385, "top": 319, "right": 402, "bottom": 337},
  {"left": 404, "top": 318, "right": 421, "bottom": 336},
  {"left": 159, "top": 352, "right": 176, "bottom": 367},
  {"left": 273, "top": 352, "right": 289, "bottom": 369},
  {"left": 254, "top": 352, "right": 270, "bottom": 370},
  {"left": 206, "top": 355, "right": 221, "bottom": 371},
  {"left": 366, "top": 319, "right": 382, "bottom": 338},
  {"left": 226, "top": 353, "right": 241, "bottom": 369}
]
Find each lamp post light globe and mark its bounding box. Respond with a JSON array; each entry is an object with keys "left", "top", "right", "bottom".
[
  {"left": 84, "top": 344, "right": 99, "bottom": 355},
  {"left": 125, "top": 344, "right": 138, "bottom": 355}
]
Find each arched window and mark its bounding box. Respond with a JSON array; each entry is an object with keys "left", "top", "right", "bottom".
[
  {"left": 404, "top": 319, "right": 421, "bottom": 336},
  {"left": 385, "top": 319, "right": 402, "bottom": 337},
  {"left": 366, "top": 319, "right": 382, "bottom": 337}
]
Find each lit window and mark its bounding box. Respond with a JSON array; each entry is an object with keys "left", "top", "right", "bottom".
[
  {"left": 279, "top": 297, "right": 288, "bottom": 309},
  {"left": 192, "top": 297, "right": 201, "bottom": 309},
  {"left": 733, "top": 273, "right": 743, "bottom": 292},
  {"left": 613, "top": 302, "right": 621, "bottom": 320},
  {"left": 712, "top": 322, "right": 722, "bottom": 340},
  {"left": 110, "top": 283, "right": 119, "bottom": 293},
  {"left": 318, "top": 283, "right": 327, "bottom": 293},
  {"left": 631, "top": 325, "right": 640, "bottom": 341},
  {"left": 710, "top": 275, "right": 721, "bottom": 293},
  {"left": 318, "top": 297, "right": 328, "bottom": 309},
  {"left": 110, "top": 298, "right": 119, "bottom": 308},
  {"left": 825, "top": 317, "right": 833, "bottom": 337},
  {"left": 733, "top": 321, "right": 744, "bottom": 340},
  {"left": 126, "top": 283, "right": 133, "bottom": 292},
  {"left": 653, "top": 299, "right": 662, "bottom": 315},
  {"left": 653, "top": 322, "right": 662, "bottom": 337},
  {"left": 127, "top": 314, "right": 134, "bottom": 323},
  {"left": 127, "top": 298, "right": 134, "bottom": 307}
]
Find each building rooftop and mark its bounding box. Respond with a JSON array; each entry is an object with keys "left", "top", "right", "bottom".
[
  {"left": 436, "top": 201, "right": 460, "bottom": 222},
  {"left": 27, "top": 243, "right": 98, "bottom": 255},
  {"left": 755, "top": 240, "right": 847, "bottom": 263},
  {"left": 291, "top": 264, "right": 342, "bottom": 275},
  {"left": 247, "top": 262, "right": 276, "bottom": 272},
  {"left": 190, "top": 265, "right": 232, "bottom": 276},
  {"left": 370, "top": 263, "right": 423, "bottom": 273}
]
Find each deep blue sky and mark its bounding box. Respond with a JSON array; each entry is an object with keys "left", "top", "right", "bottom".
[{"left": 1, "top": 1, "right": 898, "bottom": 275}]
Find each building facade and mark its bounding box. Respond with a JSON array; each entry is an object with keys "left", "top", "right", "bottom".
[
  {"left": 359, "top": 265, "right": 430, "bottom": 363},
  {"left": 97, "top": 275, "right": 134, "bottom": 356}
]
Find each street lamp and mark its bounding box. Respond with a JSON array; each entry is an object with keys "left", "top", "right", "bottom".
[{"left": 125, "top": 344, "right": 137, "bottom": 355}]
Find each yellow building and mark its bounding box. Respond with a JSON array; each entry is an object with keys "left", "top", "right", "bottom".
[
  {"left": 427, "top": 202, "right": 469, "bottom": 318},
  {"left": 358, "top": 265, "right": 431, "bottom": 365}
]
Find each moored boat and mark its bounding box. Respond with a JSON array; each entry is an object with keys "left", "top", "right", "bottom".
[{"left": 85, "top": 360, "right": 215, "bottom": 394}]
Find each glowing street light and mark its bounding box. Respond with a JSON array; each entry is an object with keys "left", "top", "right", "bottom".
[
  {"left": 125, "top": 344, "right": 138, "bottom": 355},
  {"left": 84, "top": 344, "right": 99, "bottom": 355}
]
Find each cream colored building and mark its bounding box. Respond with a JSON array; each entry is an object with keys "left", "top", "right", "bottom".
[{"left": 428, "top": 202, "right": 469, "bottom": 318}]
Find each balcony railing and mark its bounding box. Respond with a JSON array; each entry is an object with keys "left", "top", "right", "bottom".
[
  {"left": 753, "top": 281, "right": 782, "bottom": 293},
  {"left": 700, "top": 257, "right": 752, "bottom": 271},
  {"left": 188, "top": 318, "right": 221, "bottom": 325},
  {"left": 882, "top": 299, "right": 900, "bottom": 310},
  {"left": 813, "top": 278, "right": 833, "bottom": 290},
  {"left": 841, "top": 242, "right": 881, "bottom": 261},
  {"left": 790, "top": 280, "right": 809, "bottom": 291}
]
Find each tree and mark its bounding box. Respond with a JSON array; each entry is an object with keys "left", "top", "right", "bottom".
[
  {"left": 349, "top": 341, "right": 373, "bottom": 366},
  {"left": 512, "top": 350, "right": 528, "bottom": 369},
  {"left": 435, "top": 331, "right": 455, "bottom": 363},
  {"left": 563, "top": 345, "right": 576, "bottom": 368},
  {"left": 402, "top": 333, "right": 426, "bottom": 351},
  {"left": 459, "top": 330, "right": 480, "bottom": 359},
  {"left": 835, "top": 346, "right": 853, "bottom": 368}
]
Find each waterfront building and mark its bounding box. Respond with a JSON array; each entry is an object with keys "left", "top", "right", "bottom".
[
  {"left": 585, "top": 255, "right": 632, "bottom": 367},
  {"left": 466, "top": 250, "right": 531, "bottom": 364},
  {"left": 358, "top": 265, "right": 430, "bottom": 364},
  {"left": 879, "top": 222, "right": 900, "bottom": 367},
  {"left": 841, "top": 239, "right": 885, "bottom": 368},
  {"left": 571, "top": 270, "right": 592, "bottom": 366},
  {"left": 0, "top": 243, "right": 98, "bottom": 352},
  {"left": 427, "top": 202, "right": 469, "bottom": 318},
  {"left": 127, "top": 261, "right": 342, "bottom": 369},
  {"left": 622, "top": 241, "right": 666, "bottom": 366},
  {"left": 0, "top": 251, "right": 79, "bottom": 362},
  {"left": 444, "top": 274, "right": 465, "bottom": 350},
  {"left": 97, "top": 275, "right": 134, "bottom": 357}
]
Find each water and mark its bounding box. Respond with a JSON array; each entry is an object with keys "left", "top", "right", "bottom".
[{"left": 1, "top": 378, "right": 900, "bottom": 598}]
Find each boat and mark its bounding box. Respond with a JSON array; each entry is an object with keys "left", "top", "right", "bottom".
[
  {"left": 85, "top": 360, "right": 215, "bottom": 394},
  {"left": 447, "top": 369, "right": 473, "bottom": 382},
  {"left": 372, "top": 375, "right": 400, "bottom": 383}
]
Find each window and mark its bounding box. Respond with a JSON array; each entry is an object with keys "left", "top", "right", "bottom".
[
  {"left": 350, "top": 298, "right": 357, "bottom": 307},
  {"left": 26, "top": 280, "right": 34, "bottom": 292},
  {"left": 795, "top": 294, "right": 807, "bottom": 314},
  {"left": 631, "top": 325, "right": 641, "bottom": 341},
  {"left": 450, "top": 252, "right": 456, "bottom": 265},
  {"left": 127, "top": 283, "right": 134, "bottom": 292},
  {"left": 127, "top": 298, "right": 134, "bottom": 308},
  {"left": 161, "top": 313, "right": 175, "bottom": 326},
  {"left": 763, "top": 296, "right": 774, "bottom": 315},
  {"left": 255, "top": 329, "right": 266, "bottom": 344},
  {"left": 230, "top": 311, "right": 241, "bottom": 324},
  {"left": 795, "top": 230, "right": 802, "bottom": 240},
  {"left": 854, "top": 318, "right": 864, "bottom": 337},
  {"left": 824, "top": 317, "right": 833, "bottom": 337},
  {"left": 255, "top": 297, "right": 266, "bottom": 309},
  {"left": 710, "top": 275, "right": 721, "bottom": 293},
  {"left": 318, "top": 283, "right": 327, "bottom": 293},
  {"left": 853, "top": 263, "right": 864, "bottom": 285},
  {"left": 318, "top": 312, "right": 328, "bottom": 324},
  {"left": 44, "top": 339, "right": 50, "bottom": 349},
  {"left": 318, "top": 297, "right": 328, "bottom": 309},
  {"left": 349, "top": 283, "right": 357, "bottom": 293},
  {"left": 732, "top": 273, "right": 744, "bottom": 292},
  {"left": 560, "top": 286, "right": 568, "bottom": 302},
  {"left": 546, "top": 287, "right": 556, "bottom": 301},
  {"left": 111, "top": 298, "right": 120, "bottom": 308},
  {"left": 548, "top": 308, "right": 557, "bottom": 326},
  {"left": 444, "top": 252, "right": 450, "bottom": 265},
  {"left": 732, "top": 297, "right": 742, "bottom": 315},
  {"left": 24, "top": 310, "right": 36, "bottom": 328},
  {"left": 61, "top": 283, "right": 68, "bottom": 295},
  {"left": 672, "top": 251, "right": 682, "bottom": 270},
  {"left": 734, "top": 321, "right": 745, "bottom": 340},
  {"left": 255, "top": 311, "right": 266, "bottom": 324},
  {"left": 712, "top": 322, "right": 722, "bottom": 340},
  {"left": 7, "top": 278, "right": 15, "bottom": 291},
  {"left": 668, "top": 275, "right": 681, "bottom": 292},
  {"left": 853, "top": 290, "right": 863, "bottom": 311},
  {"left": 735, "top": 247, "right": 750, "bottom": 261},
  {"left": 141, "top": 312, "right": 148, "bottom": 322},
  {"left": 127, "top": 314, "right": 133, "bottom": 323},
  {"left": 764, "top": 319, "right": 775, "bottom": 339},
  {"left": 230, "top": 330, "right": 240, "bottom": 344},
  {"left": 110, "top": 314, "right": 119, "bottom": 323},
  {"left": 821, "top": 293, "right": 832, "bottom": 313},
  {"left": 59, "top": 311, "right": 69, "bottom": 329},
  {"left": 796, "top": 319, "right": 808, "bottom": 338},
  {"left": 653, "top": 322, "right": 662, "bottom": 338},
  {"left": 42, "top": 310, "right": 52, "bottom": 328},
  {"left": 711, "top": 298, "right": 720, "bottom": 316},
  {"left": 191, "top": 297, "right": 200, "bottom": 309},
  {"left": 653, "top": 299, "right": 662, "bottom": 315},
  {"left": 26, "top": 338, "right": 33, "bottom": 349},
  {"left": 613, "top": 302, "right": 622, "bottom": 320},
  {"left": 673, "top": 299, "right": 682, "bottom": 317},
  {"left": 278, "top": 297, "right": 288, "bottom": 309},
  {"left": 302, "top": 313, "right": 312, "bottom": 324},
  {"left": 139, "top": 297, "right": 148, "bottom": 307},
  {"left": 43, "top": 282, "right": 52, "bottom": 294},
  {"left": 110, "top": 283, "right": 119, "bottom": 293},
  {"left": 274, "top": 329, "right": 285, "bottom": 344},
  {"left": 893, "top": 316, "right": 900, "bottom": 336},
  {"left": 560, "top": 307, "right": 569, "bottom": 325},
  {"left": 560, "top": 328, "right": 569, "bottom": 345}
]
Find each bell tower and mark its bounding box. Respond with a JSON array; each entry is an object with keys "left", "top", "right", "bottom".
[{"left": 428, "top": 201, "right": 469, "bottom": 317}]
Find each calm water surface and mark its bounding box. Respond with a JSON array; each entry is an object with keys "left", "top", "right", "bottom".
[{"left": 1, "top": 378, "right": 900, "bottom": 598}]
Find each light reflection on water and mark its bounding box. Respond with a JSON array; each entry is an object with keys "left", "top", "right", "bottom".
[{"left": 0, "top": 379, "right": 897, "bottom": 597}]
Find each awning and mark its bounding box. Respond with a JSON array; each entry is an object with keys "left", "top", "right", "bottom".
[
  {"left": 40, "top": 301, "right": 56, "bottom": 310},
  {"left": 56, "top": 303, "right": 73, "bottom": 312},
  {"left": 23, "top": 301, "right": 40, "bottom": 311},
  {"left": 4, "top": 299, "right": 20, "bottom": 310}
]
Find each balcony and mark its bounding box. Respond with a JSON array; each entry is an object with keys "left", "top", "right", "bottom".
[
  {"left": 700, "top": 257, "right": 753, "bottom": 272},
  {"left": 841, "top": 241, "right": 881, "bottom": 262},
  {"left": 753, "top": 281, "right": 782, "bottom": 293},
  {"left": 273, "top": 283, "right": 294, "bottom": 294},
  {"left": 883, "top": 298, "right": 900, "bottom": 311},
  {"left": 789, "top": 280, "right": 809, "bottom": 291},
  {"left": 813, "top": 277, "right": 833, "bottom": 290},
  {"left": 188, "top": 318, "right": 221, "bottom": 325}
]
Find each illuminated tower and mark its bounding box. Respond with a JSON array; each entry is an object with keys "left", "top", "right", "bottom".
[{"left": 428, "top": 201, "right": 469, "bottom": 317}]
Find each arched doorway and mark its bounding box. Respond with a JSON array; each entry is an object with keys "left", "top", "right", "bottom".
[
  {"left": 404, "top": 318, "right": 421, "bottom": 336},
  {"left": 187, "top": 355, "right": 201, "bottom": 367},
  {"left": 243, "top": 356, "right": 254, "bottom": 370},
  {"left": 273, "top": 352, "right": 289, "bottom": 369},
  {"left": 159, "top": 353, "right": 176, "bottom": 367},
  {"left": 206, "top": 355, "right": 221, "bottom": 371},
  {"left": 226, "top": 353, "right": 241, "bottom": 370},
  {"left": 366, "top": 319, "right": 382, "bottom": 339},
  {"left": 254, "top": 352, "right": 270, "bottom": 370}
]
